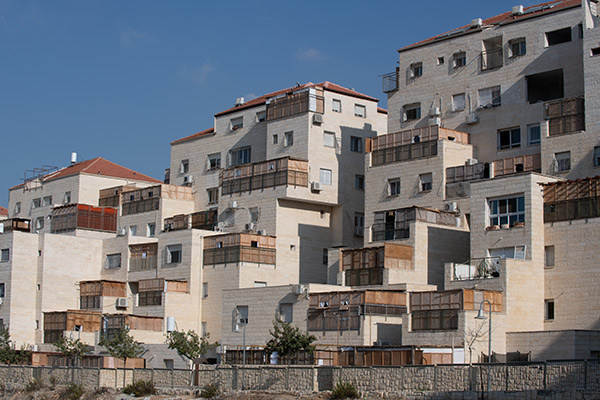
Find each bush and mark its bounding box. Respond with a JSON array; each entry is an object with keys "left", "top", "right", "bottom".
[
  {"left": 122, "top": 379, "right": 156, "bottom": 397},
  {"left": 48, "top": 375, "right": 58, "bottom": 388},
  {"left": 199, "top": 382, "right": 219, "bottom": 398},
  {"left": 25, "top": 378, "right": 43, "bottom": 392},
  {"left": 331, "top": 380, "right": 359, "bottom": 399},
  {"left": 63, "top": 382, "right": 84, "bottom": 400}
]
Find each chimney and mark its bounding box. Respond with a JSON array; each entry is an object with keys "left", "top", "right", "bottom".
[{"left": 71, "top": 152, "right": 77, "bottom": 165}]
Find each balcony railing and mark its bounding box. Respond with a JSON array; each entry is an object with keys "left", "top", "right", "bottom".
[
  {"left": 345, "top": 267, "right": 384, "bottom": 286},
  {"left": 451, "top": 257, "right": 501, "bottom": 281},
  {"left": 493, "top": 153, "right": 541, "bottom": 177},
  {"left": 543, "top": 177, "right": 600, "bottom": 222},
  {"left": 203, "top": 246, "right": 276, "bottom": 266},
  {"left": 220, "top": 157, "right": 308, "bottom": 195},
  {"left": 266, "top": 87, "right": 324, "bottom": 121},
  {"left": 545, "top": 97, "right": 585, "bottom": 136},
  {"left": 381, "top": 70, "right": 398, "bottom": 93},
  {"left": 371, "top": 222, "right": 410, "bottom": 242}
]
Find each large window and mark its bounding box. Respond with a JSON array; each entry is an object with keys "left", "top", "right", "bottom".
[
  {"left": 489, "top": 196, "right": 525, "bottom": 227},
  {"left": 546, "top": 27, "right": 571, "bottom": 46},
  {"left": 498, "top": 127, "right": 521, "bottom": 149},
  {"left": 105, "top": 254, "right": 121, "bottom": 269},
  {"left": 526, "top": 70, "right": 564, "bottom": 103},
  {"left": 479, "top": 86, "right": 501, "bottom": 108},
  {"left": 231, "top": 147, "right": 251, "bottom": 166}
]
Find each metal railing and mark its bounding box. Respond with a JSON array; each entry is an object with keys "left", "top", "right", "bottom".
[
  {"left": 371, "top": 223, "right": 410, "bottom": 242},
  {"left": 381, "top": 71, "right": 398, "bottom": 93},
  {"left": 452, "top": 257, "right": 501, "bottom": 280}
]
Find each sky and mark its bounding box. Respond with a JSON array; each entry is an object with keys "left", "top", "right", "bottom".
[{"left": 0, "top": 0, "right": 547, "bottom": 207}]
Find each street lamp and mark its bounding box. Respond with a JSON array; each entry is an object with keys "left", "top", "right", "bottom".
[
  {"left": 475, "top": 299, "right": 492, "bottom": 395},
  {"left": 234, "top": 309, "right": 248, "bottom": 390}
]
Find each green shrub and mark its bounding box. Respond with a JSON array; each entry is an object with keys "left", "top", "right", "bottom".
[
  {"left": 63, "top": 382, "right": 84, "bottom": 400},
  {"left": 199, "top": 382, "right": 219, "bottom": 398},
  {"left": 331, "top": 379, "right": 359, "bottom": 399},
  {"left": 25, "top": 378, "right": 43, "bottom": 392},
  {"left": 122, "top": 379, "right": 156, "bottom": 397}
]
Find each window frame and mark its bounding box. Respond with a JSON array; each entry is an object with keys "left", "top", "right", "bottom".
[
  {"left": 332, "top": 99, "right": 342, "bottom": 113},
  {"left": 323, "top": 132, "right": 335, "bottom": 148},
  {"left": 63, "top": 192, "right": 71, "bottom": 204},
  {"left": 147, "top": 223, "right": 156, "bottom": 237},
  {"left": 527, "top": 124, "right": 541, "bottom": 146},
  {"left": 256, "top": 111, "right": 266, "bottom": 122},
  {"left": 545, "top": 299, "right": 555, "bottom": 320},
  {"left": 284, "top": 131, "right": 294, "bottom": 147},
  {"left": 554, "top": 151, "right": 571, "bottom": 172},
  {"left": 230, "top": 116, "right": 243, "bottom": 130},
  {"left": 509, "top": 38, "right": 526, "bottom": 58},
  {"left": 319, "top": 168, "right": 332, "bottom": 186},
  {"left": 419, "top": 173, "right": 433, "bottom": 192},
  {"left": 453, "top": 51, "right": 466, "bottom": 68},
  {"left": 452, "top": 93, "right": 466, "bottom": 112},
  {"left": 354, "top": 104, "right": 366, "bottom": 118},
  {"left": 14, "top": 202, "right": 21, "bottom": 215},
  {"left": 42, "top": 196, "right": 52, "bottom": 207},
  {"left": 0, "top": 249, "right": 9, "bottom": 263},
  {"left": 207, "top": 153, "right": 221, "bottom": 171},
  {"left": 410, "top": 62, "right": 423, "bottom": 78},
  {"left": 350, "top": 136, "right": 363, "bottom": 153},
  {"left": 180, "top": 159, "right": 190, "bottom": 174},
  {"left": 488, "top": 195, "right": 525, "bottom": 227},
  {"left": 166, "top": 244, "right": 183, "bottom": 265},
  {"left": 545, "top": 27, "right": 572, "bottom": 47},
  {"left": 497, "top": 127, "right": 521, "bottom": 150},
  {"left": 403, "top": 103, "right": 421, "bottom": 121},
  {"left": 105, "top": 253, "right": 122, "bottom": 269},
  {"left": 231, "top": 147, "right": 251, "bottom": 166},
  {"left": 355, "top": 175, "right": 365, "bottom": 191},
  {"left": 207, "top": 187, "right": 219, "bottom": 205},
  {"left": 279, "top": 303, "right": 294, "bottom": 323},
  {"left": 479, "top": 86, "right": 501, "bottom": 108},
  {"left": 32, "top": 198, "right": 41, "bottom": 209},
  {"left": 544, "top": 245, "right": 555, "bottom": 268},
  {"left": 388, "top": 178, "right": 401, "bottom": 196}
]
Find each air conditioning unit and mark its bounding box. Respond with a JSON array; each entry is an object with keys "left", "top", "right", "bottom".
[
  {"left": 183, "top": 174, "right": 193, "bottom": 185},
  {"left": 312, "top": 114, "right": 324, "bottom": 124},
  {"left": 466, "top": 158, "right": 478, "bottom": 166},
  {"left": 354, "top": 227, "right": 364, "bottom": 237},
  {"left": 245, "top": 222, "right": 255, "bottom": 231},
  {"left": 428, "top": 117, "right": 441, "bottom": 127},
  {"left": 311, "top": 182, "right": 322, "bottom": 192},
  {"left": 428, "top": 107, "right": 441, "bottom": 117},
  {"left": 292, "top": 284, "right": 307, "bottom": 295},
  {"left": 444, "top": 202, "right": 458, "bottom": 212},
  {"left": 228, "top": 200, "right": 238, "bottom": 210},
  {"left": 116, "top": 298, "right": 128, "bottom": 308},
  {"left": 117, "top": 228, "right": 127, "bottom": 236},
  {"left": 257, "top": 229, "right": 266, "bottom": 236},
  {"left": 465, "top": 113, "right": 479, "bottom": 124}
]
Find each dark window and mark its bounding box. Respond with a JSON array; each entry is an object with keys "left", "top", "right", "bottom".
[
  {"left": 355, "top": 175, "right": 365, "bottom": 190},
  {"left": 350, "top": 136, "right": 363, "bottom": 152},
  {"left": 545, "top": 300, "right": 555, "bottom": 320},
  {"left": 498, "top": 128, "right": 521, "bottom": 149},
  {"left": 546, "top": 27, "right": 571, "bottom": 46},
  {"left": 592, "top": 47, "right": 600, "bottom": 56},
  {"left": 139, "top": 291, "right": 162, "bottom": 306},
  {"left": 526, "top": 69, "right": 564, "bottom": 103}
]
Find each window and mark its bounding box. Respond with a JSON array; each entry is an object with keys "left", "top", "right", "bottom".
[
  {"left": 166, "top": 244, "right": 182, "bottom": 264},
  {"left": 453, "top": 51, "right": 466, "bottom": 68},
  {"left": 279, "top": 303, "right": 293, "bottom": 323},
  {"left": 350, "top": 136, "right": 363, "bottom": 153},
  {"left": 284, "top": 131, "right": 293, "bottom": 146},
  {"left": 80, "top": 295, "right": 100, "bottom": 310},
  {"left": 249, "top": 207, "right": 260, "bottom": 223},
  {"left": 320, "top": 169, "right": 332, "bottom": 185},
  {"left": 231, "top": 147, "right": 251, "bottom": 166},
  {"left": 105, "top": 253, "right": 121, "bottom": 269},
  {"left": 545, "top": 300, "right": 555, "bottom": 320},
  {"left": 403, "top": 103, "right": 421, "bottom": 121},
  {"left": 235, "top": 305, "right": 249, "bottom": 327},
  {"left": 323, "top": 132, "right": 335, "bottom": 148},
  {"left": 207, "top": 153, "right": 221, "bottom": 170},
  {"left": 32, "top": 198, "right": 41, "bottom": 209},
  {"left": 452, "top": 93, "right": 466, "bottom": 112},
  {"left": 527, "top": 124, "right": 541, "bottom": 145},
  {"left": 355, "top": 175, "right": 364, "bottom": 190},
  {"left": 489, "top": 245, "right": 526, "bottom": 260},
  {"left": 272, "top": 134, "right": 278, "bottom": 144},
  {"left": 354, "top": 104, "right": 366, "bottom": 118},
  {"left": 419, "top": 173, "right": 432, "bottom": 192},
  {"left": 35, "top": 217, "right": 44, "bottom": 231},
  {"left": 489, "top": 196, "right": 525, "bottom": 226},
  {"left": 437, "top": 56, "right": 445, "bottom": 65},
  {"left": 498, "top": 127, "right": 521, "bottom": 149},
  {"left": 478, "top": 86, "right": 501, "bottom": 108},
  {"left": 410, "top": 62, "right": 423, "bottom": 78},
  {"left": 180, "top": 159, "right": 189, "bottom": 174},
  {"left": 0, "top": 249, "right": 9, "bottom": 263},
  {"left": 147, "top": 223, "right": 156, "bottom": 237},
  {"left": 207, "top": 188, "right": 219, "bottom": 205},
  {"left": 545, "top": 246, "right": 555, "bottom": 268},
  {"left": 592, "top": 47, "right": 600, "bottom": 56},
  {"left": 526, "top": 70, "right": 564, "bottom": 103},
  {"left": 202, "top": 282, "right": 208, "bottom": 298},
  {"left": 253, "top": 281, "right": 267, "bottom": 287},
  {"left": 139, "top": 291, "right": 162, "bottom": 307},
  {"left": 42, "top": 196, "right": 52, "bottom": 206},
  {"left": 250, "top": 240, "right": 259, "bottom": 248},
  {"left": 14, "top": 202, "right": 20, "bottom": 215},
  {"left": 129, "top": 225, "right": 137, "bottom": 236},
  {"left": 554, "top": 151, "right": 571, "bottom": 172},
  {"left": 230, "top": 117, "right": 243, "bottom": 130},
  {"left": 256, "top": 111, "right": 266, "bottom": 122},
  {"left": 509, "top": 38, "right": 526, "bottom": 58},
  {"left": 63, "top": 192, "right": 71, "bottom": 204},
  {"left": 546, "top": 27, "right": 571, "bottom": 46},
  {"left": 594, "top": 147, "right": 600, "bottom": 166},
  {"left": 388, "top": 178, "right": 401, "bottom": 196},
  {"left": 323, "top": 248, "right": 328, "bottom": 264},
  {"left": 0, "top": 284, "right": 4, "bottom": 298},
  {"left": 354, "top": 213, "right": 364, "bottom": 236},
  {"left": 332, "top": 99, "right": 342, "bottom": 113}
]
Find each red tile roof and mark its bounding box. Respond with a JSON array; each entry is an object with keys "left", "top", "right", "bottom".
[
  {"left": 399, "top": 0, "right": 581, "bottom": 52},
  {"left": 377, "top": 107, "right": 388, "bottom": 114},
  {"left": 0, "top": 206, "right": 7, "bottom": 216},
  {"left": 214, "top": 81, "right": 379, "bottom": 118},
  {"left": 10, "top": 157, "right": 161, "bottom": 190},
  {"left": 170, "top": 127, "right": 215, "bottom": 145}
]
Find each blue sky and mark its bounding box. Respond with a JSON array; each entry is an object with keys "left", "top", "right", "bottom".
[{"left": 0, "top": 0, "right": 545, "bottom": 206}]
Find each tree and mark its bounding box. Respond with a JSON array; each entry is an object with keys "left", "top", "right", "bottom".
[
  {"left": 0, "top": 325, "right": 30, "bottom": 365},
  {"left": 99, "top": 327, "right": 143, "bottom": 388},
  {"left": 464, "top": 321, "right": 487, "bottom": 365},
  {"left": 265, "top": 320, "right": 316, "bottom": 364},
  {"left": 165, "top": 330, "right": 218, "bottom": 367},
  {"left": 54, "top": 336, "right": 89, "bottom": 366}
]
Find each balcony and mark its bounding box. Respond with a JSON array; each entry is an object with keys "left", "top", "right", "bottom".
[
  {"left": 493, "top": 153, "right": 541, "bottom": 177},
  {"left": 545, "top": 97, "right": 585, "bottom": 136},
  {"left": 0, "top": 218, "right": 31, "bottom": 233},
  {"left": 543, "top": 177, "right": 600, "bottom": 222},
  {"left": 98, "top": 185, "right": 138, "bottom": 207},
  {"left": 43, "top": 310, "right": 101, "bottom": 344},
  {"left": 203, "top": 233, "right": 276, "bottom": 266},
  {"left": 481, "top": 48, "right": 503, "bottom": 71},
  {"left": 121, "top": 185, "right": 192, "bottom": 216},
  {"left": 220, "top": 157, "right": 308, "bottom": 196},
  {"left": 369, "top": 126, "right": 469, "bottom": 167},
  {"left": 372, "top": 206, "right": 457, "bottom": 242},
  {"left": 164, "top": 209, "right": 218, "bottom": 232},
  {"left": 51, "top": 204, "right": 117, "bottom": 233},
  {"left": 129, "top": 243, "right": 158, "bottom": 271},
  {"left": 266, "top": 86, "right": 324, "bottom": 121},
  {"left": 451, "top": 257, "right": 501, "bottom": 281},
  {"left": 381, "top": 70, "right": 398, "bottom": 93}
]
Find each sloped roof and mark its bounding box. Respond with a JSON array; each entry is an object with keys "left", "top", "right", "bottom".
[
  {"left": 0, "top": 206, "right": 7, "bottom": 216},
  {"left": 214, "top": 81, "right": 379, "bottom": 118},
  {"left": 399, "top": 0, "right": 581, "bottom": 52},
  {"left": 170, "top": 127, "right": 215, "bottom": 145},
  {"left": 10, "top": 157, "right": 161, "bottom": 190}
]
